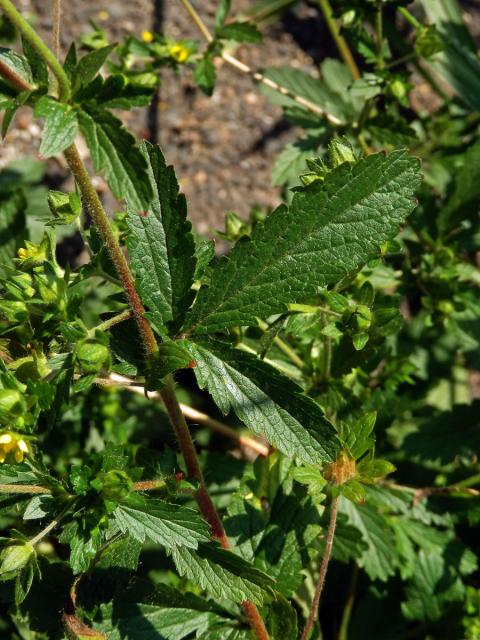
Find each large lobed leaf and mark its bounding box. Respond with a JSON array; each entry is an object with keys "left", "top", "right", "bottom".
[
  {"left": 186, "top": 338, "right": 340, "bottom": 464},
  {"left": 183, "top": 150, "right": 420, "bottom": 335},
  {"left": 126, "top": 142, "right": 196, "bottom": 330}
]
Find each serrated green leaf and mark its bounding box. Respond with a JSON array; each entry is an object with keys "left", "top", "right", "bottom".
[
  {"left": 74, "top": 74, "right": 153, "bottom": 109},
  {"left": 147, "top": 341, "right": 194, "bottom": 388},
  {"left": 267, "top": 594, "right": 298, "bottom": 640},
  {"left": 341, "top": 499, "right": 399, "bottom": 581},
  {"left": 72, "top": 44, "right": 116, "bottom": 92},
  {"left": 438, "top": 138, "right": 480, "bottom": 234},
  {"left": 420, "top": 0, "right": 480, "bottom": 110},
  {"left": 0, "top": 189, "right": 26, "bottom": 277},
  {"left": 78, "top": 106, "right": 151, "bottom": 210},
  {"left": 21, "top": 38, "right": 48, "bottom": 86},
  {"left": 194, "top": 54, "right": 216, "bottom": 96},
  {"left": 344, "top": 413, "right": 376, "bottom": 459},
  {"left": 95, "top": 582, "right": 230, "bottom": 640},
  {"left": 126, "top": 142, "right": 195, "bottom": 330},
  {"left": 404, "top": 401, "right": 480, "bottom": 464},
  {"left": 271, "top": 134, "right": 323, "bottom": 188},
  {"left": 34, "top": 97, "right": 78, "bottom": 158},
  {"left": 0, "top": 47, "right": 33, "bottom": 88},
  {"left": 261, "top": 58, "right": 362, "bottom": 123},
  {"left": 183, "top": 150, "right": 420, "bottom": 335},
  {"left": 216, "top": 22, "right": 262, "bottom": 43},
  {"left": 23, "top": 495, "right": 55, "bottom": 520},
  {"left": 401, "top": 545, "right": 476, "bottom": 622},
  {"left": 96, "top": 606, "right": 219, "bottom": 640},
  {"left": 113, "top": 493, "right": 210, "bottom": 549},
  {"left": 215, "top": 0, "right": 231, "bottom": 29},
  {"left": 171, "top": 542, "right": 275, "bottom": 605},
  {"left": 186, "top": 338, "right": 340, "bottom": 464}
]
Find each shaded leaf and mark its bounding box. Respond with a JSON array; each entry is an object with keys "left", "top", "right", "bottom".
[
  {"left": 171, "top": 542, "right": 275, "bottom": 605},
  {"left": 186, "top": 338, "right": 340, "bottom": 464},
  {"left": 113, "top": 493, "right": 210, "bottom": 549}
]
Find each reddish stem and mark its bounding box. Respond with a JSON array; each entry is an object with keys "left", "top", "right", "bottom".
[{"left": 301, "top": 497, "right": 339, "bottom": 640}]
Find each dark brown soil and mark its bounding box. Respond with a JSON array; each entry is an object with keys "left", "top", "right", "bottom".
[{"left": 2, "top": 1, "right": 480, "bottom": 235}]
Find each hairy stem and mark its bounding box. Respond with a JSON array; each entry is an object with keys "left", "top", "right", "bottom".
[
  {"left": 375, "top": 3, "right": 384, "bottom": 70},
  {"left": 88, "top": 309, "right": 133, "bottom": 337},
  {"left": 301, "top": 496, "right": 339, "bottom": 640},
  {"left": 317, "top": 0, "right": 361, "bottom": 80},
  {"left": 178, "top": 0, "right": 343, "bottom": 126},
  {"left": 63, "top": 144, "right": 159, "bottom": 357},
  {"left": 0, "top": 483, "right": 51, "bottom": 494},
  {"left": 0, "top": 0, "right": 70, "bottom": 101},
  {"left": 160, "top": 376, "right": 270, "bottom": 639},
  {"left": 0, "top": 7, "right": 269, "bottom": 636},
  {"left": 52, "top": 0, "right": 61, "bottom": 59}
]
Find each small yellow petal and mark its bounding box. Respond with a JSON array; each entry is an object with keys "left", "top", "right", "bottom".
[
  {"left": 0, "top": 453, "right": 6, "bottom": 463},
  {"left": 0, "top": 433, "right": 13, "bottom": 444},
  {"left": 14, "top": 449, "right": 24, "bottom": 463},
  {"left": 17, "top": 248, "right": 28, "bottom": 260},
  {"left": 17, "top": 439, "right": 29, "bottom": 453},
  {"left": 141, "top": 30, "right": 154, "bottom": 43},
  {"left": 97, "top": 10, "right": 109, "bottom": 21}
]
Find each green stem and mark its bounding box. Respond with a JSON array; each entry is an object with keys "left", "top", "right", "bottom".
[
  {"left": 386, "top": 52, "right": 418, "bottom": 70},
  {"left": 0, "top": 0, "right": 70, "bottom": 101},
  {"left": 452, "top": 473, "right": 480, "bottom": 489},
  {"left": 288, "top": 303, "right": 341, "bottom": 317},
  {"left": 257, "top": 318, "right": 304, "bottom": 369},
  {"left": 88, "top": 309, "right": 133, "bottom": 337},
  {"left": 317, "top": 0, "right": 361, "bottom": 80},
  {"left": 338, "top": 565, "right": 358, "bottom": 640},
  {"left": 375, "top": 3, "right": 384, "bottom": 70},
  {"left": 398, "top": 6, "right": 422, "bottom": 30},
  {"left": 301, "top": 497, "right": 339, "bottom": 640}
]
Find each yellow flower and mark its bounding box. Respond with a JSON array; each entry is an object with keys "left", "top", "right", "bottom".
[
  {"left": 17, "top": 240, "right": 47, "bottom": 264},
  {"left": 141, "top": 30, "right": 154, "bottom": 43},
  {"left": 0, "top": 432, "right": 30, "bottom": 464},
  {"left": 169, "top": 43, "right": 189, "bottom": 63}
]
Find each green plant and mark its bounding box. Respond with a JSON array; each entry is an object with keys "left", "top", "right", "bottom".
[{"left": 0, "top": 1, "right": 478, "bottom": 639}]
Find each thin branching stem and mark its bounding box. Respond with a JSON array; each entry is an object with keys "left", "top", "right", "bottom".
[
  {"left": 301, "top": 496, "right": 339, "bottom": 640},
  {"left": 317, "top": 0, "right": 361, "bottom": 80},
  {"left": 29, "top": 504, "right": 71, "bottom": 546},
  {"left": 88, "top": 309, "right": 133, "bottom": 337}
]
